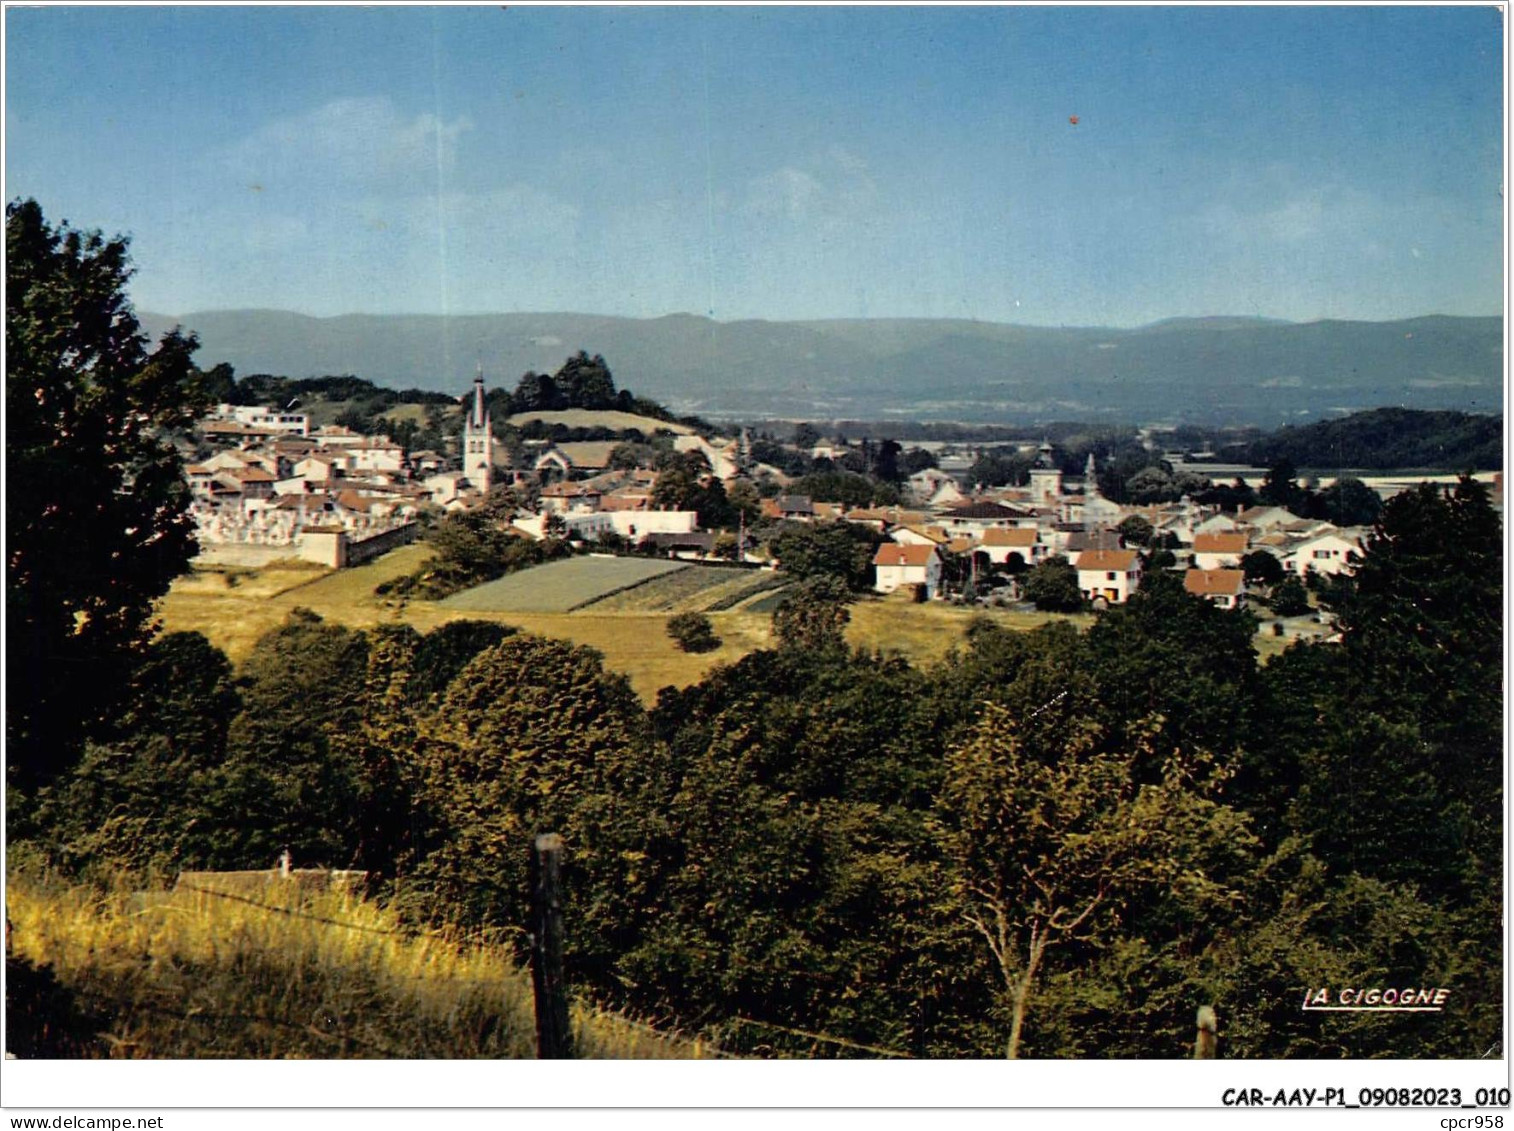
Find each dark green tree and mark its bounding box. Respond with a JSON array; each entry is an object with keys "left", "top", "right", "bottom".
[
  {"left": 771, "top": 576, "right": 854, "bottom": 654},
  {"left": 1021, "top": 555, "right": 1084, "bottom": 613},
  {"left": 406, "top": 619, "right": 518, "bottom": 705},
  {"left": 768, "top": 522, "right": 880, "bottom": 591},
  {"left": 7, "top": 199, "right": 208, "bottom": 788},
  {"left": 1084, "top": 569, "right": 1258, "bottom": 765},
  {"left": 1315, "top": 476, "right": 1384, "bottom": 528},
  {"left": 1240, "top": 549, "right": 1285, "bottom": 586},
  {"left": 667, "top": 611, "right": 720, "bottom": 653},
  {"left": 554, "top": 351, "right": 618, "bottom": 410},
  {"left": 1311, "top": 478, "right": 1503, "bottom": 894},
  {"left": 212, "top": 609, "right": 372, "bottom": 868},
  {"left": 1259, "top": 459, "right": 1305, "bottom": 512},
  {"left": 509, "top": 370, "right": 562, "bottom": 413},
  {"left": 32, "top": 632, "right": 240, "bottom": 874},
  {"left": 405, "top": 634, "right": 668, "bottom": 988},
  {"left": 1115, "top": 515, "right": 1154, "bottom": 548},
  {"left": 1269, "top": 574, "right": 1310, "bottom": 616}
]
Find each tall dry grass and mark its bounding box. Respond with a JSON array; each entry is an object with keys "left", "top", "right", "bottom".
[{"left": 5, "top": 868, "right": 718, "bottom": 1059}]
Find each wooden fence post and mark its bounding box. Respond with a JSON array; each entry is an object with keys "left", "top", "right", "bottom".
[
  {"left": 530, "top": 832, "right": 574, "bottom": 1059},
  {"left": 1194, "top": 1005, "right": 1218, "bottom": 1059}
]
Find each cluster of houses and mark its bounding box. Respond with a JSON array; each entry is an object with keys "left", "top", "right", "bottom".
[
  {"left": 188, "top": 378, "right": 764, "bottom": 565},
  {"left": 192, "top": 388, "right": 1380, "bottom": 604},
  {"left": 849, "top": 445, "right": 1372, "bottom": 610},
  {"left": 188, "top": 410, "right": 428, "bottom": 566}
]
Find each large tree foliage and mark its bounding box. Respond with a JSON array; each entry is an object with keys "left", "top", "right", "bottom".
[
  {"left": 767, "top": 522, "right": 880, "bottom": 590},
  {"left": 212, "top": 609, "right": 373, "bottom": 868},
  {"left": 938, "top": 705, "right": 1253, "bottom": 1057},
  {"left": 1021, "top": 555, "right": 1084, "bottom": 613},
  {"left": 29, "top": 632, "right": 241, "bottom": 875},
  {"left": 402, "top": 634, "right": 668, "bottom": 987},
  {"left": 7, "top": 199, "right": 207, "bottom": 787},
  {"left": 1305, "top": 479, "right": 1503, "bottom": 896}
]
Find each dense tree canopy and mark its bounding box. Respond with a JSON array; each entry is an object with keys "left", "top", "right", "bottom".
[
  {"left": 1022, "top": 555, "right": 1084, "bottom": 613},
  {"left": 7, "top": 199, "right": 208, "bottom": 789}
]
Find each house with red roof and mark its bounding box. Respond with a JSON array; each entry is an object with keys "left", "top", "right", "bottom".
[
  {"left": 1184, "top": 568, "right": 1247, "bottom": 610},
  {"left": 1191, "top": 531, "right": 1249, "bottom": 570},
  {"left": 1075, "top": 548, "right": 1143, "bottom": 605},
  {"left": 873, "top": 542, "right": 943, "bottom": 598}
]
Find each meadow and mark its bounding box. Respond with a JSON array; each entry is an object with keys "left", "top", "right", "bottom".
[
  {"left": 158, "top": 545, "right": 1309, "bottom": 704},
  {"left": 157, "top": 547, "right": 775, "bottom": 701},
  {"left": 579, "top": 564, "right": 785, "bottom": 613},
  {"left": 439, "top": 555, "right": 687, "bottom": 613},
  {"left": 5, "top": 867, "right": 718, "bottom": 1059}
]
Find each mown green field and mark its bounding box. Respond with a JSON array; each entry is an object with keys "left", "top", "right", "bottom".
[
  {"left": 582, "top": 564, "right": 784, "bottom": 613},
  {"left": 439, "top": 556, "right": 688, "bottom": 613}
]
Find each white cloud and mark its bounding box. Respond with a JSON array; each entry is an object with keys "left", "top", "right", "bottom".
[
  {"left": 747, "top": 167, "right": 827, "bottom": 221},
  {"left": 217, "top": 96, "right": 472, "bottom": 191},
  {"left": 742, "top": 147, "right": 879, "bottom": 225}
]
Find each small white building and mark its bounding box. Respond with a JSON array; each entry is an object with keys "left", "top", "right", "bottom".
[
  {"left": 1279, "top": 530, "right": 1362, "bottom": 577},
  {"left": 1075, "top": 549, "right": 1143, "bottom": 605},
  {"left": 873, "top": 543, "right": 943, "bottom": 598},
  {"left": 1192, "top": 532, "right": 1249, "bottom": 571},
  {"left": 979, "top": 526, "right": 1047, "bottom": 567},
  {"left": 216, "top": 404, "right": 310, "bottom": 436}
]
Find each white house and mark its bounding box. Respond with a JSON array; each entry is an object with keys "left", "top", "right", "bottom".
[
  {"left": 873, "top": 543, "right": 943, "bottom": 598},
  {"left": 1279, "top": 530, "right": 1362, "bottom": 577},
  {"left": 1075, "top": 549, "right": 1143, "bottom": 605},
  {"left": 1191, "top": 531, "right": 1249, "bottom": 570},
  {"left": 347, "top": 442, "right": 406, "bottom": 474},
  {"left": 979, "top": 526, "right": 1047, "bottom": 567},
  {"left": 1237, "top": 505, "right": 1304, "bottom": 531}
]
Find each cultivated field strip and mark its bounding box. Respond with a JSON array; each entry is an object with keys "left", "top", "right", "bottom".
[
  {"left": 579, "top": 565, "right": 783, "bottom": 613},
  {"left": 438, "top": 556, "right": 687, "bottom": 613}
]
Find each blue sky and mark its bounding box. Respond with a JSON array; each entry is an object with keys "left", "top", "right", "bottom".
[{"left": 5, "top": 5, "right": 1504, "bottom": 326}]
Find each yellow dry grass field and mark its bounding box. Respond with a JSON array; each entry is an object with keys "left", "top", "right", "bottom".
[
  {"left": 158, "top": 545, "right": 775, "bottom": 701},
  {"left": 6, "top": 868, "right": 717, "bottom": 1059},
  {"left": 846, "top": 594, "right": 1091, "bottom": 666},
  {"left": 161, "top": 548, "right": 1293, "bottom": 693}
]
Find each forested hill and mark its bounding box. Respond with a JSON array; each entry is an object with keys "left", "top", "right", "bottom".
[
  {"left": 137, "top": 309, "right": 1503, "bottom": 427},
  {"left": 1243, "top": 407, "right": 1503, "bottom": 471}
]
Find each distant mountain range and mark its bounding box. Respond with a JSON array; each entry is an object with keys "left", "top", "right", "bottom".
[{"left": 137, "top": 309, "right": 1503, "bottom": 428}]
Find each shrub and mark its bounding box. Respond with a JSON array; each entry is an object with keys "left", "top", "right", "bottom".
[{"left": 667, "top": 611, "right": 720, "bottom": 653}]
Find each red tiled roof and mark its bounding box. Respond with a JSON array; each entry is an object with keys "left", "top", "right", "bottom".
[
  {"left": 1193, "top": 532, "right": 1248, "bottom": 554},
  {"left": 1184, "top": 569, "right": 1245, "bottom": 596},
  {"left": 1075, "top": 549, "right": 1139, "bottom": 571},
  {"left": 874, "top": 543, "right": 940, "bottom": 568},
  {"left": 982, "top": 527, "right": 1038, "bottom": 547}
]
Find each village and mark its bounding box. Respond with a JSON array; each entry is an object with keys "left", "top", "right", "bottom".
[{"left": 179, "top": 367, "right": 1480, "bottom": 626}]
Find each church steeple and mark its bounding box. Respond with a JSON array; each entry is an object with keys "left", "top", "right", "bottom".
[{"left": 463, "top": 367, "right": 492, "bottom": 495}]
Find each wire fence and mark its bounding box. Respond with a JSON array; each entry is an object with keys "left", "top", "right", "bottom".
[{"left": 91, "top": 879, "right": 910, "bottom": 1060}]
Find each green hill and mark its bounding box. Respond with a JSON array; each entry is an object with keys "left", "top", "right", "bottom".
[{"left": 1244, "top": 406, "right": 1502, "bottom": 471}]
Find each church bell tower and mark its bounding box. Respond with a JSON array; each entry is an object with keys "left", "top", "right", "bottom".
[{"left": 463, "top": 368, "right": 492, "bottom": 495}]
